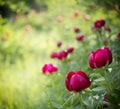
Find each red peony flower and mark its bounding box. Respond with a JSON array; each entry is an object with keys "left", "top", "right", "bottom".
[
  {"left": 67, "top": 47, "right": 74, "bottom": 53},
  {"left": 57, "top": 50, "right": 68, "bottom": 60},
  {"left": 103, "top": 94, "right": 109, "bottom": 108},
  {"left": 42, "top": 63, "right": 58, "bottom": 74},
  {"left": 105, "top": 27, "right": 111, "bottom": 32},
  {"left": 65, "top": 71, "right": 91, "bottom": 92},
  {"left": 74, "top": 27, "right": 80, "bottom": 33},
  {"left": 50, "top": 52, "right": 58, "bottom": 59},
  {"left": 88, "top": 47, "right": 112, "bottom": 69},
  {"left": 103, "top": 40, "right": 109, "bottom": 46},
  {"left": 117, "top": 32, "right": 120, "bottom": 38},
  {"left": 76, "top": 34, "right": 84, "bottom": 41},
  {"left": 94, "top": 19, "right": 105, "bottom": 29},
  {"left": 57, "top": 41, "right": 62, "bottom": 47}
]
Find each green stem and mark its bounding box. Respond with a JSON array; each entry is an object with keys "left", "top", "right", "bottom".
[
  {"left": 58, "top": 94, "right": 73, "bottom": 109},
  {"left": 104, "top": 66, "right": 112, "bottom": 92},
  {"left": 79, "top": 93, "right": 83, "bottom": 109}
]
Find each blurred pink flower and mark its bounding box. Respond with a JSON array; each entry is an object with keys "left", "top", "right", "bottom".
[
  {"left": 117, "top": 32, "right": 120, "bottom": 38},
  {"left": 103, "top": 40, "right": 109, "bottom": 46},
  {"left": 76, "top": 34, "right": 84, "bottom": 41},
  {"left": 94, "top": 19, "right": 105, "bottom": 28},
  {"left": 50, "top": 52, "right": 58, "bottom": 59},
  {"left": 57, "top": 41, "right": 62, "bottom": 47},
  {"left": 57, "top": 50, "right": 68, "bottom": 60},
  {"left": 74, "top": 27, "right": 80, "bottom": 33},
  {"left": 42, "top": 63, "right": 58, "bottom": 74},
  {"left": 67, "top": 47, "right": 74, "bottom": 53},
  {"left": 105, "top": 27, "right": 111, "bottom": 32}
]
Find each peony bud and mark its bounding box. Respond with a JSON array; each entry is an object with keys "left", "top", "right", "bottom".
[
  {"left": 94, "top": 19, "right": 105, "bottom": 29},
  {"left": 105, "top": 27, "right": 111, "bottom": 32},
  {"left": 50, "top": 52, "right": 58, "bottom": 59},
  {"left": 74, "top": 27, "right": 80, "bottom": 33},
  {"left": 67, "top": 47, "right": 74, "bottom": 53},
  {"left": 57, "top": 50, "right": 68, "bottom": 60},
  {"left": 76, "top": 34, "right": 84, "bottom": 41},
  {"left": 57, "top": 41, "right": 62, "bottom": 47},
  {"left": 117, "top": 32, "right": 120, "bottom": 39},
  {"left": 88, "top": 47, "right": 112, "bottom": 69},
  {"left": 42, "top": 63, "right": 58, "bottom": 74},
  {"left": 65, "top": 71, "right": 91, "bottom": 92}
]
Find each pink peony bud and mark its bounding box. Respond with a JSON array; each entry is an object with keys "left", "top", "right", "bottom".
[
  {"left": 57, "top": 41, "right": 62, "bottom": 47},
  {"left": 50, "top": 52, "right": 58, "bottom": 59},
  {"left": 105, "top": 27, "right": 111, "bottom": 32},
  {"left": 117, "top": 32, "right": 120, "bottom": 39},
  {"left": 88, "top": 47, "right": 112, "bottom": 69},
  {"left": 65, "top": 71, "right": 91, "bottom": 92},
  {"left": 42, "top": 63, "right": 58, "bottom": 74},
  {"left": 57, "top": 50, "right": 68, "bottom": 60},
  {"left": 67, "top": 47, "right": 74, "bottom": 53},
  {"left": 103, "top": 40, "right": 109, "bottom": 46},
  {"left": 76, "top": 34, "right": 84, "bottom": 41},
  {"left": 74, "top": 27, "right": 80, "bottom": 33},
  {"left": 103, "top": 94, "right": 109, "bottom": 108},
  {"left": 94, "top": 19, "right": 105, "bottom": 29}
]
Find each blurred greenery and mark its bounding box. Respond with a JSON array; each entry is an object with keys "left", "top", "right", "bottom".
[{"left": 0, "top": 0, "right": 120, "bottom": 109}]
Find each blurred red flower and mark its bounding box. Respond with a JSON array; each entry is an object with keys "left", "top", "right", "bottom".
[
  {"left": 76, "top": 34, "right": 84, "bottom": 41},
  {"left": 42, "top": 63, "right": 58, "bottom": 74},
  {"left": 57, "top": 50, "right": 68, "bottom": 60},
  {"left": 57, "top": 41, "right": 62, "bottom": 47},
  {"left": 117, "top": 32, "right": 120, "bottom": 39},
  {"left": 67, "top": 47, "right": 74, "bottom": 53},
  {"left": 105, "top": 27, "right": 111, "bottom": 32},
  {"left": 94, "top": 19, "right": 105, "bottom": 29},
  {"left": 74, "top": 27, "right": 80, "bottom": 33},
  {"left": 50, "top": 52, "right": 58, "bottom": 59}
]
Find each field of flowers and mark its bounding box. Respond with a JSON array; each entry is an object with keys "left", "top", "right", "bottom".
[{"left": 0, "top": 0, "right": 120, "bottom": 109}]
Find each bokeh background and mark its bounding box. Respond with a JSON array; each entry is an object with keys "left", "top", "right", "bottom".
[{"left": 0, "top": 0, "right": 120, "bottom": 109}]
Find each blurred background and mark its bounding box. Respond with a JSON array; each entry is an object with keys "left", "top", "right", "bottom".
[{"left": 0, "top": 0, "right": 120, "bottom": 109}]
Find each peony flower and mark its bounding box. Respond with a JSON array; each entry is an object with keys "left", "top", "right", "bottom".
[
  {"left": 76, "top": 34, "right": 84, "bottom": 41},
  {"left": 42, "top": 63, "right": 58, "bottom": 74},
  {"left": 94, "top": 19, "right": 105, "bottom": 29},
  {"left": 74, "top": 27, "right": 80, "bottom": 33},
  {"left": 88, "top": 47, "right": 112, "bottom": 69},
  {"left": 57, "top": 41, "right": 62, "bottom": 47},
  {"left": 117, "top": 32, "right": 120, "bottom": 39},
  {"left": 50, "top": 52, "right": 58, "bottom": 59},
  {"left": 65, "top": 71, "right": 91, "bottom": 92},
  {"left": 103, "top": 40, "right": 109, "bottom": 46},
  {"left": 105, "top": 27, "right": 111, "bottom": 32},
  {"left": 103, "top": 94, "right": 109, "bottom": 108},
  {"left": 57, "top": 50, "right": 68, "bottom": 60},
  {"left": 67, "top": 47, "right": 74, "bottom": 53}
]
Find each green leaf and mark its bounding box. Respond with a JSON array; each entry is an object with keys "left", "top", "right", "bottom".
[
  {"left": 92, "top": 86, "right": 106, "bottom": 92},
  {"left": 94, "top": 77, "right": 105, "bottom": 82}
]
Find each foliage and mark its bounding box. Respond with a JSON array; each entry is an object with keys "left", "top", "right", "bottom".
[{"left": 0, "top": 0, "right": 120, "bottom": 109}]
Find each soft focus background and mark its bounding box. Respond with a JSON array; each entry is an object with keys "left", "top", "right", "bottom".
[{"left": 0, "top": 0, "right": 120, "bottom": 109}]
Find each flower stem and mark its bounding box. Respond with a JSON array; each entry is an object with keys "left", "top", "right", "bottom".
[
  {"left": 58, "top": 94, "right": 73, "bottom": 109},
  {"left": 79, "top": 93, "right": 83, "bottom": 109}
]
